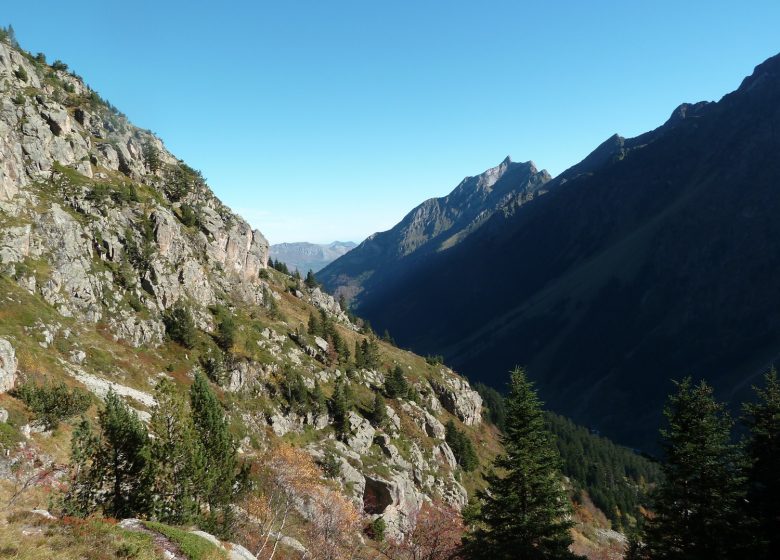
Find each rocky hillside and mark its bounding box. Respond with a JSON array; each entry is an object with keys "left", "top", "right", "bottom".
[
  {"left": 0, "top": 33, "right": 535, "bottom": 557},
  {"left": 270, "top": 241, "right": 356, "bottom": 273},
  {"left": 318, "top": 157, "right": 551, "bottom": 304},
  {"left": 335, "top": 51, "right": 780, "bottom": 452}
]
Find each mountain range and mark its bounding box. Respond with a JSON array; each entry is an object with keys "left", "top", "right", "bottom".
[
  {"left": 321, "top": 52, "right": 780, "bottom": 451},
  {"left": 270, "top": 240, "right": 356, "bottom": 273}
]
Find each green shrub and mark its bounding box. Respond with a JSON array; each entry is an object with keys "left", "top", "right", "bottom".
[
  {"left": 321, "top": 450, "right": 341, "bottom": 478},
  {"left": 51, "top": 59, "right": 68, "bottom": 71},
  {"left": 14, "top": 381, "right": 92, "bottom": 430},
  {"left": 163, "top": 303, "right": 198, "bottom": 349},
  {"left": 369, "top": 517, "right": 386, "bottom": 542},
  {"left": 178, "top": 204, "right": 199, "bottom": 228},
  {"left": 13, "top": 66, "right": 28, "bottom": 82}
]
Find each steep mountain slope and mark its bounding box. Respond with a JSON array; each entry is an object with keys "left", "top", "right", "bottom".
[
  {"left": 0, "top": 35, "right": 496, "bottom": 547},
  {"left": 349, "top": 53, "right": 780, "bottom": 451},
  {"left": 318, "top": 157, "right": 551, "bottom": 303},
  {"left": 270, "top": 240, "right": 356, "bottom": 273}
]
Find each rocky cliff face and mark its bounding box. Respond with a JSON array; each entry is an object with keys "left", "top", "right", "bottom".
[
  {"left": 318, "top": 156, "right": 551, "bottom": 304},
  {"left": 0, "top": 41, "right": 269, "bottom": 345},
  {"left": 0, "top": 37, "right": 492, "bottom": 543}
]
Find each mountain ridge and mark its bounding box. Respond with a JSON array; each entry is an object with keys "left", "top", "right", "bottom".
[
  {"left": 331, "top": 51, "right": 780, "bottom": 451},
  {"left": 319, "top": 156, "right": 551, "bottom": 303}
]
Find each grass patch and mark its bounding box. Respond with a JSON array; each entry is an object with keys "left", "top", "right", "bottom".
[
  {"left": 0, "top": 513, "right": 160, "bottom": 560},
  {"left": 143, "top": 521, "right": 227, "bottom": 560}
]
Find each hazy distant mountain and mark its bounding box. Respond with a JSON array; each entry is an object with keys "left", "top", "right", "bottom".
[
  {"left": 270, "top": 241, "right": 356, "bottom": 273},
  {"left": 319, "top": 157, "right": 551, "bottom": 303},
  {"left": 330, "top": 52, "right": 780, "bottom": 451}
]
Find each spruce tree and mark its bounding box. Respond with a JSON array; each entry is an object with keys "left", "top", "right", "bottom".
[
  {"left": 644, "top": 378, "right": 750, "bottom": 560},
  {"left": 742, "top": 369, "right": 780, "bottom": 560},
  {"left": 466, "top": 367, "right": 575, "bottom": 560}
]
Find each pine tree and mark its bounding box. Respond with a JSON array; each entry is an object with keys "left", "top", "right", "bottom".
[
  {"left": 94, "top": 390, "right": 153, "bottom": 519},
  {"left": 311, "top": 381, "right": 327, "bottom": 416},
  {"left": 354, "top": 339, "right": 365, "bottom": 369},
  {"left": 62, "top": 417, "right": 101, "bottom": 516},
  {"left": 308, "top": 312, "right": 321, "bottom": 337},
  {"left": 189, "top": 370, "right": 239, "bottom": 533},
  {"left": 304, "top": 269, "right": 319, "bottom": 289},
  {"left": 384, "top": 365, "right": 408, "bottom": 399},
  {"left": 465, "top": 367, "right": 575, "bottom": 560},
  {"left": 150, "top": 379, "right": 203, "bottom": 523},
  {"left": 644, "top": 378, "right": 750, "bottom": 560},
  {"left": 361, "top": 337, "right": 381, "bottom": 369},
  {"left": 742, "top": 369, "right": 780, "bottom": 560},
  {"left": 331, "top": 379, "right": 351, "bottom": 436},
  {"left": 163, "top": 302, "right": 197, "bottom": 349},
  {"left": 215, "top": 309, "right": 237, "bottom": 353},
  {"left": 445, "top": 420, "right": 479, "bottom": 472},
  {"left": 370, "top": 392, "right": 388, "bottom": 428}
]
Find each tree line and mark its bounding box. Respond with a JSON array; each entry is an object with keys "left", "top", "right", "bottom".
[{"left": 468, "top": 368, "right": 780, "bottom": 560}]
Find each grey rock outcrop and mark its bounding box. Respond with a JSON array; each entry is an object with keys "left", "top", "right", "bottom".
[
  {"left": 345, "top": 411, "right": 375, "bottom": 455},
  {"left": 431, "top": 374, "right": 482, "bottom": 426},
  {"left": 0, "top": 338, "right": 17, "bottom": 393}
]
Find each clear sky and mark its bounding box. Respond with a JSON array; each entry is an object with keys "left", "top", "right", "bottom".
[{"left": 4, "top": 1, "right": 779, "bottom": 244}]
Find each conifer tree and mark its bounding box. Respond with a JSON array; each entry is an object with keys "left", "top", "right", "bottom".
[
  {"left": 94, "top": 390, "right": 153, "bottom": 519},
  {"left": 308, "top": 312, "right": 321, "bottom": 337},
  {"left": 644, "top": 378, "right": 750, "bottom": 560},
  {"left": 384, "top": 365, "right": 408, "bottom": 399},
  {"left": 311, "top": 381, "right": 327, "bottom": 416},
  {"left": 354, "top": 339, "right": 365, "bottom": 369},
  {"left": 742, "top": 369, "right": 780, "bottom": 560},
  {"left": 362, "top": 337, "right": 381, "bottom": 369},
  {"left": 445, "top": 420, "right": 478, "bottom": 472},
  {"left": 189, "top": 370, "right": 239, "bottom": 532},
  {"left": 370, "top": 392, "right": 388, "bottom": 428},
  {"left": 304, "top": 269, "right": 319, "bottom": 289},
  {"left": 215, "top": 309, "right": 237, "bottom": 353},
  {"left": 331, "top": 379, "right": 351, "bottom": 436},
  {"left": 466, "top": 367, "right": 575, "bottom": 560},
  {"left": 150, "top": 379, "right": 203, "bottom": 523},
  {"left": 62, "top": 417, "right": 101, "bottom": 517},
  {"left": 163, "top": 302, "right": 197, "bottom": 349}
]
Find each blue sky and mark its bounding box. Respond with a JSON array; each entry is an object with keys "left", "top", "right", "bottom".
[{"left": 4, "top": 1, "right": 780, "bottom": 243}]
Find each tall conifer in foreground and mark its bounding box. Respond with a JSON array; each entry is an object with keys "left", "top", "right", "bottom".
[
  {"left": 644, "top": 378, "right": 749, "bottom": 560},
  {"left": 465, "top": 367, "right": 576, "bottom": 560},
  {"left": 189, "top": 370, "right": 240, "bottom": 534},
  {"left": 742, "top": 369, "right": 780, "bottom": 560},
  {"left": 150, "top": 378, "right": 203, "bottom": 523}
]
